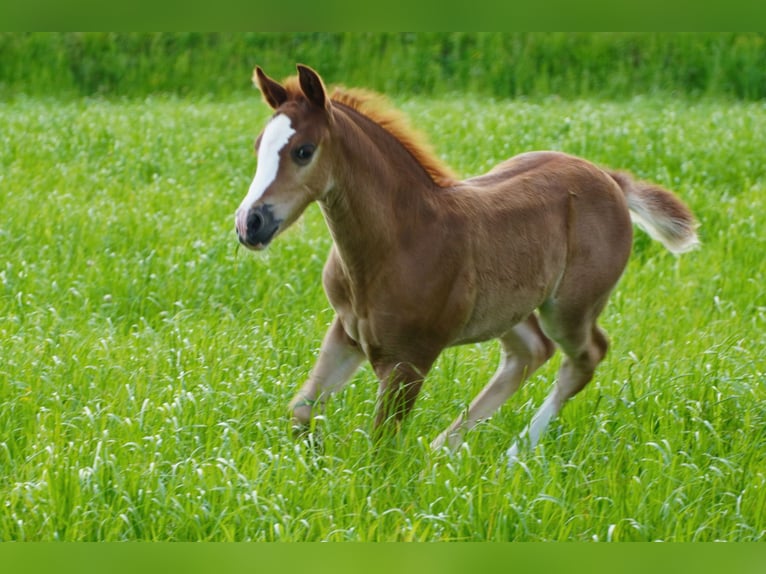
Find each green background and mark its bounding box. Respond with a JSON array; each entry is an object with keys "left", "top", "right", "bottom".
[{"left": 2, "top": 32, "right": 766, "bottom": 101}]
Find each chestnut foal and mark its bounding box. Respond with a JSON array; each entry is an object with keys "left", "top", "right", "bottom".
[{"left": 235, "top": 65, "right": 698, "bottom": 463}]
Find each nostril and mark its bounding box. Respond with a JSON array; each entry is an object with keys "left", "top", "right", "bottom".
[
  {"left": 242, "top": 204, "right": 279, "bottom": 248},
  {"left": 247, "top": 210, "right": 264, "bottom": 233}
]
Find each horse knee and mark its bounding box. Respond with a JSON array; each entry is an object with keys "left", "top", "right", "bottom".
[{"left": 555, "top": 329, "right": 608, "bottom": 403}]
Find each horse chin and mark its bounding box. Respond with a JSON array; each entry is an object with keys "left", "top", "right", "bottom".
[
  {"left": 239, "top": 224, "right": 281, "bottom": 251},
  {"left": 249, "top": 234, "right": 277, "bottom": 251}
]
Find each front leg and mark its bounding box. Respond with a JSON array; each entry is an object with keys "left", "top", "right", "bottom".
[
  {"left": 288, "top": 316, "right": 364, "bottom": 432},
  {"left": 371, "top": 357, "right": 434, "bottom": 441}
]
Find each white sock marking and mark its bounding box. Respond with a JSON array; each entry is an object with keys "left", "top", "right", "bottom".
[
  {"left": 235, "top": 113, "right": 295, "bottom": 236},
  {"left": 506, "top": 391, "right": 561, "bottom": 467}
]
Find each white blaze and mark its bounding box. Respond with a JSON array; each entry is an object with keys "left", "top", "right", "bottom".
[{"left": 235, "top": 114, "right": 295, "bottom": 237}]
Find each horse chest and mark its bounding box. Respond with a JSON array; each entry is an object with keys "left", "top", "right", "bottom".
[
  {"left": 333, "top": 277, "right": 473, "bottom": 362},
  {"left": 322, "top": 269, "right": 374, "bottom": 354},
  {"left": 323, "top": 240, "right": 479, "bottom": 359},
  {"left": 336, "top": 311, "right": 367, "bottom": 352}
]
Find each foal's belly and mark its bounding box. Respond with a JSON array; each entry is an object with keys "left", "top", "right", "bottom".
[{"left": 450, "top": 286, "right": 547, "bottom": 346}]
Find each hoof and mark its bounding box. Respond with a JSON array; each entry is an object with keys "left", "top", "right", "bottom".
[{"left": 288, "top": 394, "right": 315, "bottom": 429}]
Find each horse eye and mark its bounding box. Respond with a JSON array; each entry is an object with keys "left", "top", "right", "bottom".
[{"left": 292, "top": 144, "right": 316, "bottom": 165}]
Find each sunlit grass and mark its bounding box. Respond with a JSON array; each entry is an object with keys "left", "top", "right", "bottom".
[{"left": 1, "top": 95, "right": 764, "bottom": 540}]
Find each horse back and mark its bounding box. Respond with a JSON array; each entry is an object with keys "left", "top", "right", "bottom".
[{"left": 448, "top": 151, "right": 633, "bottom": 343}]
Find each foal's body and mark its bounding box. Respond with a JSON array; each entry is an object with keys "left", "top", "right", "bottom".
[
  {"left": 236, "top": 65, "right": 698, "bottom": 460},
  {"left": 314, "top": 146, "right": 631, "bottom": 450}
]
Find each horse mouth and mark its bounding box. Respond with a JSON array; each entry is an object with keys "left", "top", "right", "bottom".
[
  {"left": 238, "top": 223, "right": 280, "bottom": 250},
  {"left": 237, "top": 204, "right": 282, "bottom": 250}
]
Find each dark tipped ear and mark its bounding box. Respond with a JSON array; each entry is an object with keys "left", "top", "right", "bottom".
[
  {"left": 254, "top": 66, "right": 288, "bottom": 109},
  {"left": 297, "top": 64, "right": 329, "bottom": 111}
]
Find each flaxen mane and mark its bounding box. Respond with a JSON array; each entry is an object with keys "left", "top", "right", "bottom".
[{"left": 280, "top": 75, "right": 458, "bottom": 187}]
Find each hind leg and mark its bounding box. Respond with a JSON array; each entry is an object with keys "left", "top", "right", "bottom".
[
  {"left": 506, "top": 301, "right": 609, "bottom": 465},
  {"left": 431, "top": 315, "right": 555, "bottom": 451}
]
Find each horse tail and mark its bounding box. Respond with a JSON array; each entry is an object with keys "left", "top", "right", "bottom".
[{"left": 608, "top": 170, "right": 700, "bottom": 254}]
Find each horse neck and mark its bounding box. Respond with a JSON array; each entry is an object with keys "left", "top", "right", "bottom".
[{"left": 319, "top": 105, "right": 440, "bottom": 283}]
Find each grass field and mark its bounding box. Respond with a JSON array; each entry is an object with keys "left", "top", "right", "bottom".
[{"left": 1, "top": 92, "right": 764, "bottom": 541}]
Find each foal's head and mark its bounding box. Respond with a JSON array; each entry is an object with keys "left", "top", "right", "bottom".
[{"left": 235, "top": 65, "right": 334, "bottom": 250}]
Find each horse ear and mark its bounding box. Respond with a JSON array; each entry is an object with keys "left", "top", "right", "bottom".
[
  {"left": 254, "top": 66, "right": 288, "bottom": 109},
  {"left": 297, "top": 64, "right": 329, "bottom": 111}
]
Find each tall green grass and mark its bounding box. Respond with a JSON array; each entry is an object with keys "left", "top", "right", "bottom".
[
  {"left": 2, "top": 33, "right": 766, "bottom": 100},
  {"left": 1, "top": 93, "right": 764, "bottom": 540}
]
